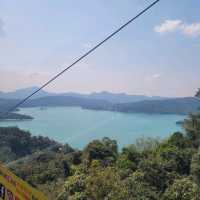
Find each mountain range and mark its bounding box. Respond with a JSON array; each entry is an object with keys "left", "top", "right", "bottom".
[
  {"left": 0, "top": 87, "right": 166, "bottom": 103},
  {"left": 22, "top": 96, "right": 200, "bottom": 115},
  {"left": 0, "top": 87, "right": 199, "bottom": 117}
]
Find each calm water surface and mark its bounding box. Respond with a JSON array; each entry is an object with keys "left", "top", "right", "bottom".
[{"left": 0, "top": 107, "right": 186, "bottom": 149}]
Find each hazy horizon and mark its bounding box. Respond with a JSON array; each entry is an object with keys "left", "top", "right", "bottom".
[
  {"left": 0, "top": 0, "right": 199, "bottom": 97},
  {"left": 0, "top": 85, "right": 195, "bottom": 98}
]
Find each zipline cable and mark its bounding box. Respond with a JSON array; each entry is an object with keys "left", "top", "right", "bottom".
[{"left": 1, "top": 0, "right": 160, "bottom": 117}]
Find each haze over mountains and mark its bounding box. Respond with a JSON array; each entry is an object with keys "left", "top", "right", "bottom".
[
  {"left": 0, "top": 87, "right": 51, "bottom": 100},
  {"left": 0, "top": 87, "right": 166, "bottom": 103},
  {"left": 0, "top": 87, "right": 199, "bottom": 116}
]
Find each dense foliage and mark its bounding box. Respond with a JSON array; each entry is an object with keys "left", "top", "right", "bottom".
[
  {"left": 0, "top": 127, "right": 58, "bottom": 162},
  {"left": 1, "top": 112, "right": 200, "bottom": 199}
]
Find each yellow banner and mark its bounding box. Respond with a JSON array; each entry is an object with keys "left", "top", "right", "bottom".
[{"left": 0, "top": 163, "right": 48, "bottom": 200}]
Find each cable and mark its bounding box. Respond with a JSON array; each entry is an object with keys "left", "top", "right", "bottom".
[{"left": 2, "top": 0, "right": 160, "bottom": 117}]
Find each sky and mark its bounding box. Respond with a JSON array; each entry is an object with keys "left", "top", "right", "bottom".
[{"left": 0, "top": 0, "right": 200, "bottom": 97}]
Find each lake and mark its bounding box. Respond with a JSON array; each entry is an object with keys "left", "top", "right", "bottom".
[{"left": 0, "top": 107, "right": 186, "bottom": 149}]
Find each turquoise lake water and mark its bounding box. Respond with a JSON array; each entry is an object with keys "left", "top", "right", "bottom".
[{"left": 0, "top": 107, "right": 186, "bottom": 149}]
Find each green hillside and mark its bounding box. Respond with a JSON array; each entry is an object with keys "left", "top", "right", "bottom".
[
  {"left": 0, "top": 98, "right": 33, "bottom": 120},
  {"left": 0, "top": 96, "right": 199, "bottom": 121},
  {"left": 113, "top": 97, "right": 200, "bottom": 115},
  {"left": 0, "top": 112, "right": 200, "bottom": 199}
]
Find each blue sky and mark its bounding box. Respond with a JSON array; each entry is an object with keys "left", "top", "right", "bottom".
[{"left": 0, "top": 0, "right": 199, "bottom": 97}]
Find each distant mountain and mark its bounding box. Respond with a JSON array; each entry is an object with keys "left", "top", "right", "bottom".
[
  {"left": 0, "top": 98, "right": 19, "bottom": 112},
  {"left": 20, "top": 96, "right": 200, "bottom": 115},
  {"left": 22, "top": 96, "right": 112, "bottom": 110},
  {"left": 112, "top": 97, "right": 200, "bottom": 115},
  {"left": 0, "top": 96, "right": 112, "bottom": 120},
  {"left": 0, "top": 98, "right": 33, "bottom": 120},
  {"left": 63, "top": 91, "right": 166, "bottom": 103},
  {"left": 0, "top": 87, "right": 199, "bottom": 117},
  {"left": 0, "top": 87, "right": 53, "bottom": 99},
  {"left": 0, "top": 95, "right": 199, "bottom": 117},
  {"left": 0, "top": 87, "right": 166, "bottom": 103}
]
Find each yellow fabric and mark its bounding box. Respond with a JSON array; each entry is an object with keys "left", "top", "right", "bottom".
[{"left": 0, "top": 163, "right": 48, "bottom": 200}]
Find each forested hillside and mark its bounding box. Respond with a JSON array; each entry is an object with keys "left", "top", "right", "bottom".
[
  {"left": 0, "top": 95, "right": 199, "bottom": 121},
  {"left": 20, "top": 96, "right": 200, "bottom": 115},
  {"left": 0, "top": 98, "right": 33, "bottom": 120},
  {"left": 0, "top": 127, "right": 58, "bottom": 163},
  {"left": 0, "top": 112, "right": 200, "bottom": 199},
  {"left": 113, "top": 97, "right": 200, "bottom": 115}
]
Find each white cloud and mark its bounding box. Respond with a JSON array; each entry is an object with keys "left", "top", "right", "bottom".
[
  {"left": 154, "top": 20, "right": 200, "bottom": 37},
  {"left": 152, "top": 73, "right": 161, "bottom": 79},
  {"left": 181, "top": 23, "right": 200, "bottom": 37},
  {"left": 154, "top": 20, "right": 182, "bottom": 33},
  {"left": 145, "top": 73, "right": 162, "bottom": 83}
]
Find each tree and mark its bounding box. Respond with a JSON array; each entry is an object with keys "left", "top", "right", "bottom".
[
  {"left": 85, "top": 164, "right": 126, "bottom": 200},
  {"left": 191, "top": 148, "right": 200, "bottom": 185},
  {"left": 82, "top": 137, "right": 118, "bottom": 166},
  {"left": 157, "top": 144, "right": 193, "bottom": 175},
  {"left": 167, "top": 132, "right": 190, "bottom": 149},
  {"left": 138, "top": 157, "right": 171, "bottom": 192},
  {"left": 163, "top": 178, "right": 200, "bottom": 200},
  {"left": 116, "top": 145, "right": 142, "bottom": 179},
  {"left": 134, "top": 136, "right": 160, "bottom": 153},
  {"left": 64, "top": 174, "right": 86, "bottom": 196},
  {"left": 184, "top": 114, "right": 200, "bottom": 148},
  {"left": 123, "top": 171, "right": 159, "bottom": 200},
  {"left": 0, "top": 127, "right": 58, "bottom": 163}
]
